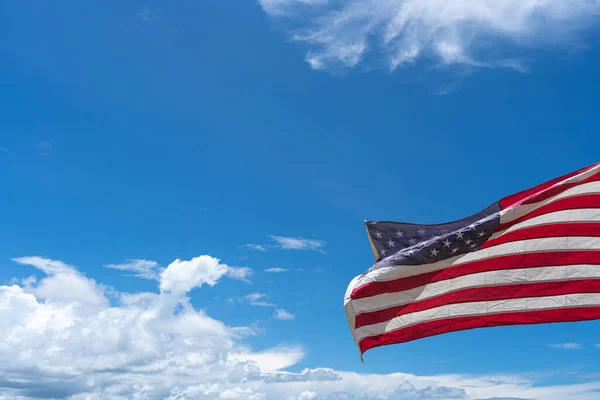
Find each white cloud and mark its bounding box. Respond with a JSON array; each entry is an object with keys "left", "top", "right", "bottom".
[
  {"left": 246, "top": 293, "right": 268, "bottom": 302},
  {"left": 264, "top": 268, "right": 288, "bottom": 273},
  {"left": 259, "top": 0, "right": 328, "bottom": 16},
  {"left": 259, "top": 0, "right": 600, "bottom": 73},
  {"left": 269, "top": 236, "right": 326, "bottom": 252},
  {"left": 136, "top": 7, "right": 157, "bottom": 24},
  {"left": 0, "top": 146, "right": 12, "bottom": 154},
  {"left": 230, "top": 293, "right": 277, "bottom": 307},
  {"left": 297, "top": 391, "right": 318, "bottom": 400},
  {"left": 4, "top": 255, "right": 600, "bottom": 399},
  {"left": 160, "top": 256, "right": 252, "bottom": 294},
  {"left": 549, "top": 343, "right": 583, "bottom": 350},
  {"left": 226, "top": 267, "right": 254, "bottom": 283},
  {"left": 160, "top": 256, "right": 229, "bottom": 294},
  {"left": 12, "top": 256, "right": 109, "bottom": 311},
  {"left": 245, "top": 293, "right": 277, "bottom": 307},
  {"left": 37, "top": 141, "right": 53, "bottom": 156},
  {"left": 273, "top": 309, "right": 295, "bottom": 320},
  {"left": 245, "top": 244, "right": 268, "bottom": 252},
  {"left": 13, "top": 256, "right": 76, "bottom": 275},
  {"left": 105, "top": 258, "right": 252, "bottom": 285},
  {"left": 104, "top": 259, "right": 162, "bottom": 280},
  {"left": 228, "top": 346, "right": 305, "bottom": 373}
]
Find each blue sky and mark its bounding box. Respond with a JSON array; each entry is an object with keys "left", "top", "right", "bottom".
[{"left": 2, "top": 1, "right": 600, "bottom": 399}]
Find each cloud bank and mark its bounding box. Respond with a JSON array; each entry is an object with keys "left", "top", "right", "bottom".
[
  {"left": 4, "top": 255, "right": 600, "bottom": 399},
  {"left": 259, "top": 0, "right": 600, "bottom": 72}
]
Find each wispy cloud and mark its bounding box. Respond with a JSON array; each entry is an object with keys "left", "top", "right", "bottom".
[
  {"left": 226, "top": 266, "right": 253, "bottom": 283},
  {"left": 259, "top": 0, "right": 600, "bottom": 75},
  {"left": 273, "top": 308, "right": 295, "bottom": 320},
  {"left": 269, "top": 235, "right": 326, "bottom": 253},
  {"left": 104, "top": 259, "right": 162, "bottom": 280},
  {"left": 12, "top": 256, "right": 76, "bottom": 275},
  {"left": 548, "top": 343, "right": 583, "bottom": 350},
  {"left": 230, "top": 292, "right": 277, "bottom": 307},
  {"left": 136, "top": 7, "right": 157, "bottom": 24},
  {"left": 245, "top": 244, "right": 268, "bottom": 252},
  {"left": 435, "top": 81, "right": 464, "bottom": 96},
  {"left": 265, "top": 268, "right": 288, "bottom": 273},
  {"left": 246, "top": 293, "right": 277, "bottom": 307},
  {"left": 0, "top": 146, "right": 13, "bottom": 154},
  {"left": 37, "top": 141, "right": 53, "bottom": 157}
]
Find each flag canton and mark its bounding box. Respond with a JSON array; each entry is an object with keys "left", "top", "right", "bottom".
[{"left": 365, "top": 202, "right": 502, "bottom": 268}]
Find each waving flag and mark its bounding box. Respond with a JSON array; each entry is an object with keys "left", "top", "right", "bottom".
[{"left": 345, "top": 162, "right": 600, "bottom": 356}]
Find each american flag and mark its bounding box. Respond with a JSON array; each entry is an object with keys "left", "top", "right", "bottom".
[{"left": 344, "top": 162, "right": 600, "bottom": 356}]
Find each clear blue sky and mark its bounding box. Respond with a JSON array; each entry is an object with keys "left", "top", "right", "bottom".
[{"left": 1, "top": 1, "right": 600, "bottom": 399}]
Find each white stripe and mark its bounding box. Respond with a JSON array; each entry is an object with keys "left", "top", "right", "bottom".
[
  {"left": 559, "top": 163, "right": 600, "bottom": 185},
  {"left": 351, "top": 264, "right": 600, "bottom": 314},
  {"left": 560, "top": 163, "right": 600, "bottom": 185},
  {"left": 491, "top": 208, "right": 600, "bottom": 240},
  {"left": 500, "top": 181, "right": 600, "bottom": 225},
  {"left": 350, "top": 237, "right": 600, "bottom": 289},
  {"left": 355, "top": 293, "right": 600, "bottom": 342}
]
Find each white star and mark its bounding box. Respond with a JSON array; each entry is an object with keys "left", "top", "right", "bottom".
[
  {"left": 478, "top": 231, "right": 486, "bottom": 237},
  {"left": 442, "top": 239, "right": 452, "bottom": 248},
  {"left": 468, "top": 224, "right": 477, "bottom": 230},
  {"left": 452, "top": 248, "right": 459, "bottom": 253},
  {"left": 375, "top": 231, "right": 383, "bottom": 239},
  {"left": 386, "top": 239, "right": 396, "bottom": 248},
  {"left": 470, "top": 243, "right": 478, "bottom": 248},
  {"left": 441, "top": 229, "right": 449, "bottom": 233},
  {"left": 395, "top": 230, "right": 404, "bottom": 238},
  {"left": 465, "top": 239, "right": 473, "bottom": 245},
  {"left": 409, "top": 238, "right": 418, "bottom": 245},
  {"left": 418, "top": 229, "right": 426, "bottom": 236},
  {"left": 408, "top": 249, "right": 416, "bottom": 256},
  {"left": 456, "top": 231, "right": 464, "bottom": 239},
  {"left": 430, "top": 248, "right": 440, "bottom": 256},
  {"left": 380, "top": 248, "right": 387, "bottom": 256}
]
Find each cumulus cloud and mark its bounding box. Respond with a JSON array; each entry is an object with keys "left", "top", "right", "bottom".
[
  {"left": 160, "top": 256, "right": 229, "bottom": 294},
  {"left": 159, "top": 256, "right": 252, "bottom": 294},
  {"left": 273, "top": 309, "right": 295, "bottom": 320},
  {"left": 259, "top": 0, "right": 600, "bottom": 73},
  {"left": 0, "top": 256, "right": 304, "bottom": 399},
  {"left": 269, "top": 236, "right": 326, "bottom": 252},
  {"left": 228, "top": 346, "right": 305, "bottom": 373}
]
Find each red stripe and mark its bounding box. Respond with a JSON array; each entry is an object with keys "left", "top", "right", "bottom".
[
  {"left": 351, "top": 251, "right": 600, "bottom": 300},
  {"left": 358, "top": 306, "right": 600, "bottom": 354},
  {"left": 484, "top": 223, "right": 600, "bottom": 249},
  {"left": 355, "top": 279, "right": 600, "bottom": 329},
  {"left": 500, "top": 163, "right": 598, "bottom": 208},
  {"left": 520, "top": 172, "right": 600, "bottom": 206},
  {"left": 498, "top": 194, "right": 600, "bottom": 232}
]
